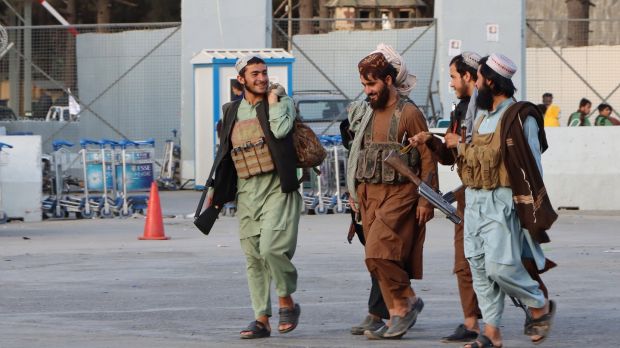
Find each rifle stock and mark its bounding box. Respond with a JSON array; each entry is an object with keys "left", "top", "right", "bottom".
[{"left": 384, "top": 150, "right": 462, "bottom": 225}]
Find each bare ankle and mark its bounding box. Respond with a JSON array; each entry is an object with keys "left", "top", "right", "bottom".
[
  {"left": 279, "top": 296, "right": 294, "bottom": 309},
  {"left": 463, "top": 317, "right": 479, "bottom": 331}
]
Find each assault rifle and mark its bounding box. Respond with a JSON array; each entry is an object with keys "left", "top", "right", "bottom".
[{"left": 383, "top": 150, "right": 462, "bottom": 225}]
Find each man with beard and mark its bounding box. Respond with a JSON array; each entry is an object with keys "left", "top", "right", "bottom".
[
  {"left": 202, "top": 55, "right": 301, "bottom": 339},
  {"left": 346, "top": 51, "right": 438, "bottom": 340},
  {"left": 444, "top": 54, "right": 557, "bottom": 348},
  {"left": 411, "top": 52, "right": 483, "bottom": 343}
]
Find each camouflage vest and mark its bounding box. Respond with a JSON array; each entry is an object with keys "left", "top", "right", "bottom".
[
  {"left": 230, "top": 118, "right": 275, "bottom": 179},
  {"left": 355, "top": 99, "right": 420, "bottom": 184}
]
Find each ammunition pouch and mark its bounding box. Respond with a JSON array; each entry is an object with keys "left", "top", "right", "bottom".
[
  {"left": 230, "top": 119, "right": 275, "bottom": 179},
  {"left": 356, "top": 142, "right": 419, "bottom": 184}
]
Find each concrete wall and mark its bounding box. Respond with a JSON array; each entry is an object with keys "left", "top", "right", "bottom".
[
  {"left": 435, "top": 127, "right": 620, "bottom": 210},
  {"left": 435, "top": 0, "right": 525, "bottom": 118},
  {"left": 180, "top": 0, "right": 272, "bottom": 183}
]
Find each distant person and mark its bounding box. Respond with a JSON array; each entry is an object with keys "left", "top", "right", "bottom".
[
  {"left": 567, "top": 98, "right": 592, "bottom": 126},
  {"left": 216, "top": 80, "right": 246, "bottom": 138},
  {"left": 543, "top": 105, "right": 560, "bottom": 127},
  {"left": 231, "top": 79, "right": 244, "bottom": 101},
  {"left": 594, "top": 103, "right": 620, "bottom": 126},
  {"left": 541, "top": 93, "right": 562, "bottom": 127},
  {"left": 542, "top": 92, "right": 553, "bottom": 108}
]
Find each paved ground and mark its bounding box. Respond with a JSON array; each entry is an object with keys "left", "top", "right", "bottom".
[{"left": 1, "top": 191, "right": 620, "bottom": 347}]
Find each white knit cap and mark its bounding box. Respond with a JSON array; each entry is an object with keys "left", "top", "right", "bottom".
[
  {"left": 235, "top": 54, "right": 261, "bottom": 73},
  {"left": 461, "top": 51, "right": 482, "bottom": 70},
  {"left": 486, "top": 53, "right": 517, "bottom": 79}
]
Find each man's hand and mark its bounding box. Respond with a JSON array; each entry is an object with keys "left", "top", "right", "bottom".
[
  {"left": 409, "top": 131, "right": 432, "bottom": 147},
  {"left": 416, "top": 206, "right": 434, "bottom": 225},
  {"left": 268, "top": 83, "right": 286, "bottom": 105},
  {"left": 268, "top": 89, "right": 279, "bottom": 105},
  {"left": 444, "top": 132, "right": 460, "bottom": 148},
  {"left": 348, "top": 195, "right": 359, "bottom": 213},
  {"left": 205, "top": 188, "right": 214, "bottom": 209}
]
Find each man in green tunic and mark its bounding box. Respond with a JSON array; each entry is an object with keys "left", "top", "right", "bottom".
[
  {"left": 567, "top": 98, "right": 592, "bottom": 126},
  {"left": 594, "top": 103, "right": 619, "bottom": 126},
  {"left": 204, "top": 55, "right": 302, "bottom": 339}
]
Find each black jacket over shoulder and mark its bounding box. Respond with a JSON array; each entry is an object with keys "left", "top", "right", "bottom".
[{"left": 207, "top": 99, "right": 299, "bottom": 208}]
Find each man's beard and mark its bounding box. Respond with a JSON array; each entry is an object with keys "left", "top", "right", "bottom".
[
  {"left": 368, "top": 84, "right": 390, "bottom": 110},
  {"left": 476, "top": 84, "right": 494, "bottom": 111},
  {"left": 243, "top": 82, "right": 267, "bottom": 97}
]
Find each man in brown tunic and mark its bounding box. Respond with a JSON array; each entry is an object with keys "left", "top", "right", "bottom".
[{"left": 347, "top": 52, "right": 438, "bottom": 340}]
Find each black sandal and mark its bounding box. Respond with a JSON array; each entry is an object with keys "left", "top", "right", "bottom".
[
  {"left": 463, "top": 334, "right": 502, "bottom": 348},
  {"left": 278, "top": 303, "right": 301, "bottom": 334},
  {"left": 441, "top": 324, "right": 479, "bottom": 343},
  {"left": 526, "top": 300, "right": 557, "bottom": 345},
  {"left": 240, "top": 320, "right": 271, "bottom": 339}
]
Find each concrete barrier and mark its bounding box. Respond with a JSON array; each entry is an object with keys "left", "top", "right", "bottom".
[{"left": 436, "top": 127, "right": 620, "bottom": 210}]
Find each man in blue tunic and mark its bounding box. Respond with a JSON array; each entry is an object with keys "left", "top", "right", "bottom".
[{"left": 444, "top": 53, "right": 558, "bottom": 348}]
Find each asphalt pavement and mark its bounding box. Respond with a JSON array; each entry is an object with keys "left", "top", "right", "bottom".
[{"left": 1, "top": 190, "right": 619, "bottom": 347}]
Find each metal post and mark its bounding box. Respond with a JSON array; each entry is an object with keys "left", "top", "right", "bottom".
[
  {"left": 24, "top": 0, "right": 32, "bottom": 116},
  {"left": 8, "top": 13, "right": 20, "bottom": 115},
  {"left": 287, "top": 0, "right": 292, "bottom": 52}
]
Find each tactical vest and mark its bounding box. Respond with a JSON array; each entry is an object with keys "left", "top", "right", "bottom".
[
  {"left": 460, "top": 114, "right": 510, "bottom": 189},
  {"left": 355, "top": 99, "right": 420, "bottom": 184},
  {"left": 230, "top": 118, "right": 275, "bottom": 179}
]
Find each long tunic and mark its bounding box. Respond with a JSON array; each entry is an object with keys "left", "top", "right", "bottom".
[
  {"left": 235, "top": 96, "right": 299, "bottom": 239},
  {"left": 358, "top": 101, "right": 438, "bottom": 279},
  {"left": 464, "top": 98, "right": 545, "bottom": 269}
]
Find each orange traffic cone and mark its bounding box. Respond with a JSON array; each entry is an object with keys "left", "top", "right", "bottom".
[{"left": 139, "top": 181, "right": 169, "bottom": 240}]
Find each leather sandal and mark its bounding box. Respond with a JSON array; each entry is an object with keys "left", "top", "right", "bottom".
[
  {"left": 526, "top": 300, "right": 557, "bottom": 345},
  {"left": 351, "top": 315, "right": 384, "bottom": 335},
  {"left": 278, "top": 303, "right": 301, "bottom": 334},
  {"left": 441, "top": 324, "right": 479, "bottom": 343},
  {"left": 240, "top": 320, "right": 270, "bottom": 339},
  {"left": 383, "top": 297, "right": 424, "bottom": 338},
  {"left": 463, "top": 334, "right": 502, "bottom": 348}
]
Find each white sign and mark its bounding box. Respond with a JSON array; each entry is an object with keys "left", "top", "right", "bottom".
[
  {"left": 486, "top": 24, "right": 499, "bottom": 42},
  {"left": 448, "top": 39, "right": 462, "bottom": 56}
]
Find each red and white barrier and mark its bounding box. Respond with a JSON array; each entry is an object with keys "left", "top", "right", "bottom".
[{"left": 38, "top": 0, "right": 78, "bottom": 36}]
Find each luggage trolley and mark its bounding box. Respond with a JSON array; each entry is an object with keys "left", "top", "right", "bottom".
[
  {"left": 0, "top": 142, "right": 13, "bottom": 223},
  {"left": 80, "top": 139, "right": 113, "bottom": 218},
  {"left": 117, "top": 139, "right": 155, "bottom": 216},
  {"left": 102, "top": 139, "right": 124, "bottom": 216},
  {"left": 42, "top": 140, "right": 76, "bottom": 218},
  {"left": 157, "top": 131, "right": 180, "bottom": 190}
]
